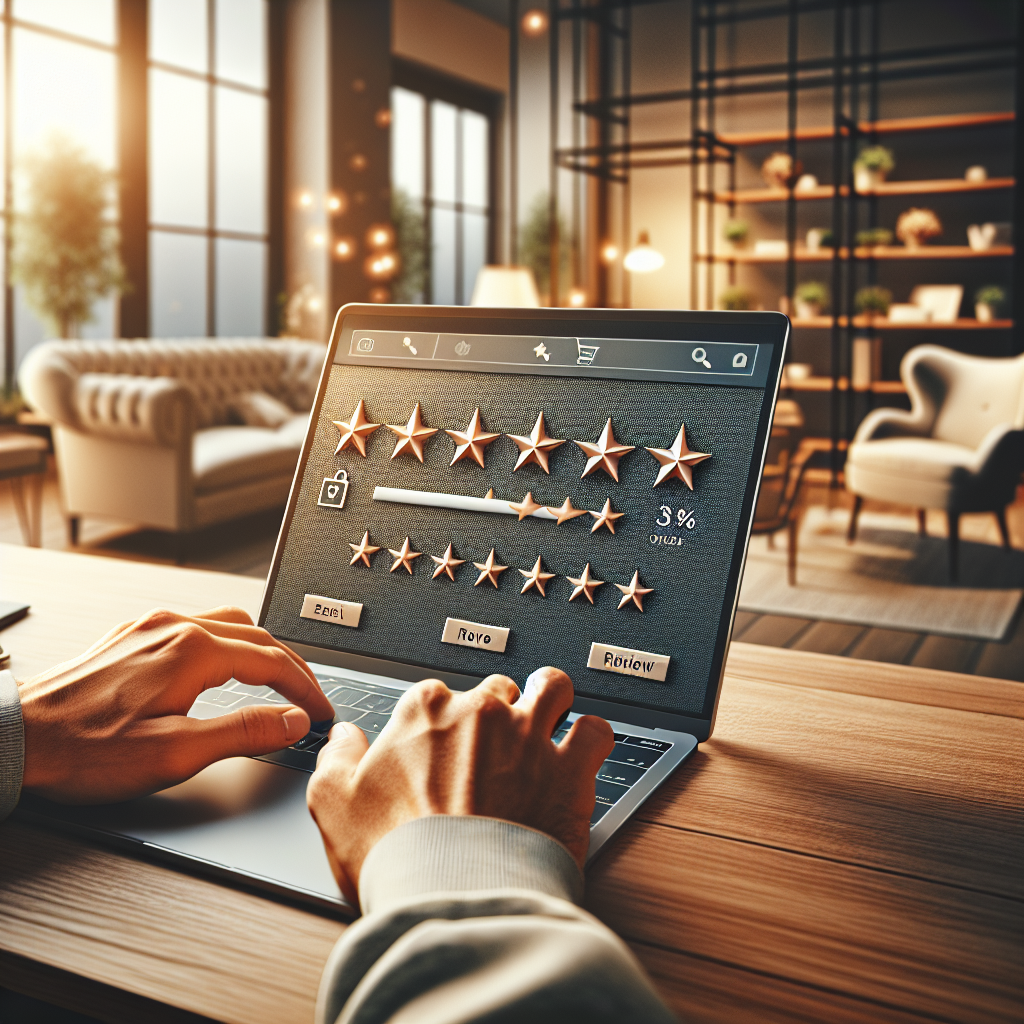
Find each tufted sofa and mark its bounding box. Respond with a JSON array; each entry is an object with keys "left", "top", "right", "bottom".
[{"left": 19, "top": 337, "right": 327, "bottom": 541}]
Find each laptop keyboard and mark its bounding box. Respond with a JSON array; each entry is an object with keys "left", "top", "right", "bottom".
[{"left": 190, "top": 671, "right": 674, "bottom": 827}]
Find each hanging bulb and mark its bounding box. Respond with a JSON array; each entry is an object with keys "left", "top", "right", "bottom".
[
  {"left": 623, "top": 231, "right": 665, "bottom": 273},
  {"left": 521, "top": 9, "right": 549, "bottom": 36},
  {"left": 600, "top": 242, "right": 619, "bottom": 264}
]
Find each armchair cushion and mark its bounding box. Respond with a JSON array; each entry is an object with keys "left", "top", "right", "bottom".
[
  {"left": 192, "top": 415, "right": 308, "bottom": 494},
  {"left": 229, "top": 390, "right": 295, "bottom": 429}
]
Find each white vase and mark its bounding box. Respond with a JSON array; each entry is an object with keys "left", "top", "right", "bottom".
[
  {"left": 854, "top": 166, "right": 883, "bottom": 192},
  {"left": 794, "top": 299, "right": 821, "bottom": 320},
  {"left": 975, "top": 302, "right": 994, "bottom": 323}
]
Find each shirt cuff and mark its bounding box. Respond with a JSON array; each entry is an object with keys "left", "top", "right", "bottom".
[
  {"left": 0, "top": 669, "right": 24, "bottom": 821},
  {"left": 358, "top": 815, "right": 584, "bottom": 915}
]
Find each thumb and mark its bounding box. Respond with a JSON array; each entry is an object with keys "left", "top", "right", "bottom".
[
  {"left": 186, "top": 704, "right": 311, "bottom": 767},
  {"left": 315, "top": 721, "right": 370, "bottom": 777}
]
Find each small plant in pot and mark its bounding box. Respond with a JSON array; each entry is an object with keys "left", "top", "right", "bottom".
[
  {"left": 974, "top": 285, "right": 1005, "bottom": 323},
  {"left": 719, "top": 286, "right": 755, "bottom": 311},
  {"left": 854, "top": 285, "right": 892, "bottom": 321},
  {"left": 896, "top": 207, "right": 942, "bottom": 249},
  {"left": 855, "top": 227, "right": 894, "bottom": 248},
  {"left": 723, "top": 218, "right": 750, "bottom": 250},
  {"left": 805, "top": 227, "right": 834, "bottom": 252},
  {"left": 794, "top": 280, "right": 830, "bottom": 319},
  {"left": 853, "top": 145, "right": 895, "bottom": 192}
]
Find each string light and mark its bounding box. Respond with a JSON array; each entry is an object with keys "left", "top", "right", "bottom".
[
  {"left": 366, "top": 224, "right": 395, "bottom": 250},
  {"left": 334, "top": 237, "right": 356, "bottom": 260},
  {"left": 365, "top": 251, "right": 399, "bottom": 280},
  {"left": 600, "top": 242, "right": 620, "bottom": 264},
  {"left": 326, "top": 193, "right": 346, "bottom": 214},
  {"left": 297, "top": 191, "right": 313, "bottom": 209},
  {"left": 568, "top": 288, "right": 587, "bottom": 307}
]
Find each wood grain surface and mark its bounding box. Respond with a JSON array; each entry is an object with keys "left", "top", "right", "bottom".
[{"left": 1, "top": 544, "right": 1021, "bottom": 1024}]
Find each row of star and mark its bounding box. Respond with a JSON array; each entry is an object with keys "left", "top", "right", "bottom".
[
  {"left": 334, "top": 403, "right": 711, "bottom": 489},
  {"left": 349, "top": 533, "right": 654, "bottom": 610}
]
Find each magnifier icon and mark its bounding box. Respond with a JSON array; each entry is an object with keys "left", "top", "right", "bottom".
[{"left": 692, "top": 346, "right": 712, "bottom": 369}]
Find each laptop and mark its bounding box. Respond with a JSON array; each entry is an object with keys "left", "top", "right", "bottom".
[{"left": 26, "top": 305, "right": 787, "bottom": 914}]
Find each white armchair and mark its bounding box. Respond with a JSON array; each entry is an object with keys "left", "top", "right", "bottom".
[
  {"left": 845, "top": 345, "right": 1024, "bottom": 580},
  {"left": 19, "top": 338, "right": 327, "bottom": 544}
]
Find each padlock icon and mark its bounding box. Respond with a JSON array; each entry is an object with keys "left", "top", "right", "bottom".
[
  {"left": 318, "top": 469, "right": 350, "bottom": 509},
  {"left": 732, "top": 352, "right": 748, "bottom": 368}
]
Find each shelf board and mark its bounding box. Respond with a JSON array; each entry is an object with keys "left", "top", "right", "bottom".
[
  {"left": 714, "top": 244, "right": 1014, "bottom": 263},
  {"left": 716, "top": 111, "right": 1015, "bottom": 147},
  {"left": 785, "top": 376, "right": 907, "bottom": 394},
  {"left": 714, "top": 176, "right": 1014, "bottom": 204},
  {"left": 790, "top": 316, "right": 1013, "bottom": 330}
]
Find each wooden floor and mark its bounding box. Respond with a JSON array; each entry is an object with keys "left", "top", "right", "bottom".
[{"left": 3, "top": 462, "right": 1022, "bottom": 683}]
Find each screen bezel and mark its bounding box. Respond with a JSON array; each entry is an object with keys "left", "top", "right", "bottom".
[{"left": 260, "top": 303, "right": 789, "bottom": 742}]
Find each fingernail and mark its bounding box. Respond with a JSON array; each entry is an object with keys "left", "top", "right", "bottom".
[{"left": 282, "top": 707, "right": 308, "bottom": 740}]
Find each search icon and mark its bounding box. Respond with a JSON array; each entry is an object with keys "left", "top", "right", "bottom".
[{"left": 692, "top": 346, "right": 712, "bottom": 369}]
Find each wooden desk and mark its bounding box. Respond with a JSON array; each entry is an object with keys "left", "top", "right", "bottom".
[{"left": 1, "top": 544, "right": 1021, "bottom": 1024}]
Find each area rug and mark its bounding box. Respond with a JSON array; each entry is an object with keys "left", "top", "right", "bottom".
[{"left": 738, "top": 507, "right": 1024, "bottom": 641}]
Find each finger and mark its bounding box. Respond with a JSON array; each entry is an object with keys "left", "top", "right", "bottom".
[
  {"left": 562, "top": 714, "right": 615, "bottom": 774},
  {"left": 475, "top": 674, "right": 521, "bottom": 705},
  {"left": 518, "top": 667, "right": 575, "bottom": 735},
  {"left": 314, "top": 721, "right": 370, "bottom": 777},
  {"left": 80, "top": 617, "right": 137, "bottom": 656},
  {"left": 180, "top": 704, "right": 310, "bottom": 770},
  {"left": 193, "top": 606, "right": 255, "bottom": 626}
]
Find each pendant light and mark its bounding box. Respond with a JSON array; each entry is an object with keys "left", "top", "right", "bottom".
[{"left": 623, "top": 231, "right": 665, "bottom": 273}]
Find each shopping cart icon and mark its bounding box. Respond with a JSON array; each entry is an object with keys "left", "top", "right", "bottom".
[{"left": 576, "top": 339, "right": 600, "bottom": 365}]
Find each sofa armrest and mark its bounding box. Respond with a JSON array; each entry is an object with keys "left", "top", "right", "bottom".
[
  {"left": 970, "top": 424, "right": 1024, "bottom": 476},
  {"left": 852, "top": 406, "right": 933, "bottom": 444},
  {"left": 74, "top": 374, "right": 196, "bottom": 446}
]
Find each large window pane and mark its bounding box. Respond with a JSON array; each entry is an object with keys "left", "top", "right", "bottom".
[
  {"left": 150, "top": 69, "right": 208, "bottom": 227},
  {"left": 14, "top": 28, "right": 116, "bottom": 169},
  {"left": 14, "top": 0, "right": 115, "bottom": 44},
  {"left": 151, "top": 231, "right": 207, "bottom": 336},
  {"left": 431, "top": 101, "right": 456, "bottom": 204},
  {"left": 431, "top": 207, "right": 456, "bottom": 305},
  {"left": 149, "top": 0, "right": 208, "bottom": 74},
  {"left": 391, "top": 87, "right": 424, "bottom": 201},
  {"left": 461, "top": 110, "right": 488, "bottom": 210},
  {"left": 462, "top": 211, "right": 487, "bottom": 306},
  {"left": 215, "top": 0, "right": 266, "bottom": 89},
  {"left": 215, "top": 86, "right": 266, "bottom": 233},
  {"left": 215, "top": 238, "right": 265, "bottom": 336}
]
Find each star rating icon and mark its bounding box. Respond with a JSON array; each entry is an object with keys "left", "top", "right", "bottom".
[
  {"left": 519, "top": 556, "right": 556, "bottom": 596},
  {"left": 388, "top": 537, "right": 422, "bottom": 574},
  {"left": 575, "top": 418, "right": 636, "bottom": 481},
  {"left": 445, "top": 409, "right": 500, "bottom": 468},
  {"left": 348, "top": 531, "right": 381, "bottom": 567},
  {"left": 473, "top": 549, "right": 508, "bottom": 588},
  {"left": 547, "top": 497, "right": 588, "bottom": 525},
  {"left": 430, "top": 543, "right": 466, "bottom": 580},
  {"left": 508, "top": 412, "right": 566, "bottom": 474},
  {"left": 615, "top": 571, "right": 654, "bottom": 611},
  {"left": 589, "top": 498, "right": 625, "bottom": 534},
  {"left": 646, "top": 423, "right": 712, "bottom": 489},
  {"left": 508, "top": 491, "right": 544, "bottom": 520},
  {"left": 567, "top": 563, "right": 604, "bottom": 604},
  {"left": 333, "top": 399, "right": 380, "bottom": 456},
  {"left": 387, "top": 403, "right": 438, "bottom": 462}
]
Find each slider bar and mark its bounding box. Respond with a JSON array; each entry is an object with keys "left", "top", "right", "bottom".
[{"left": 373, "top": 487, "right": 558, "bottom": 520}]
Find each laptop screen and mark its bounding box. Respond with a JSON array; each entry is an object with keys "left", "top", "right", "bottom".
[{"left": 262, "top": 308, "right": 786, "bottom": 734}]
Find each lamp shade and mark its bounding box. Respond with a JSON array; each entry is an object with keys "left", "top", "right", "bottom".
[
  {"left": 623, "top": 231, "right": 665, "bottom": 273},
  {"left": 470, "top": 266, "right": 541, "bottom": 307}
]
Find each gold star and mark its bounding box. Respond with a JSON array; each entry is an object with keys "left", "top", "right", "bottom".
[
  {"left": 348, "top": 531, "right": 381, "bottom": 567},
  {"left": 485, "top": 488, "right": 495, "bottom": 499},
  {"left": 575, "top": 418, "right": 636, "bottom": 481},
  {"left": 508, "top": 412, "right": 566, "bottom": 473},
  {"left": 387, "top": 403, "right": 438, "bottom": 462},
  {"left": 519, "top": 556, "right": 556, "bottom": 597},
  {"left": 473, "top": 549, "right": 508, "bottom": 588},
  {"left": 387, "top": 537, "right": 422, "bottom": 574},
  {"left": 445, "top": 409, "right": 501, "bottom": 468},
  {"left": 430, "top": 543, "right": 466, "bottom": 580},
  {"left": 646, "top": 423, "right": 712, "bottom": 489},
  {"left": 615, "top": 570, "right": 654, "bottom": 611},
  {"left": 547, "top": 497, "right": 588, "bottom": 525},
  {"left": 333, "top": 399, "right": 380, "bottom": 456},
  {"left": 589, "top": 498, "right": 625, "bottom": 534},
  {"left": 508, "top": 491, "right": 544, "bottom": 520},
  {"left": 567, "top": 563, "right": 604, "bottom": 604}
]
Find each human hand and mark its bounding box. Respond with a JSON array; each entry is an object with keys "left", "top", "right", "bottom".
[
  {"left": 18, "top": 606, "right": 335, "bottom": 803},
  {"left": 307, "top": 667, "right": 614, "bottom": 903}
]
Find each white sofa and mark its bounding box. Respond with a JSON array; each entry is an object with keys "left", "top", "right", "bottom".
[{"left": 19, "top": 338, "right": 327, "bottom": 542}]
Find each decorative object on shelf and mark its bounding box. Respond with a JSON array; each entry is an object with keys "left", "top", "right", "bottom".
[
  {"left": 888, "top": 303, "right": 930, "bottom": 324},
  {"left": 855, "top": 227, "right": 894, "bottom": 247},
  {"left": 964, "top": 165, "right": 988, "bottom": 183},
  {"left": 911, "top": 285, "right": 963, "bottom": 324},
  {"left": 753, "top": 239, "right": 788, "bottom": 256},
  {"left": 783, "top": 363, "right": 812, "bottom": 384},
  {"left": 805, "top": 228, "right": 833, "bottom": 252},
  {"left": 966, "top": 221, "right": 1012, "bottom": 252},
  {"left": 851, "top": 337, "right": 878, "bottom": 390},
  {"left": 896, "top": 207, "right": 942, "bottom": 249},
  {"left": 723, "top": 218, "right": 750, "bottom": 249},
  {"left": 720, "top": 286, "right": 755, "bottom": 311},
  {"left": 853, "top": 145, "right": 895, "bottom": 192},
  {"left": 854, "top": 286, "right": 893, "bottom": 319},
  {"left": 623, "top": 231, "right": 665, "bottom": 273},
  {"left": 794, "top": 280, "right": 830, "bottom": 319},
  {"left": 974, "top": 285, "right": 1006, "bottom": 323},
  {"left": 794, "top": 173, "right": 819, "bottom": 192},
  {"left": 760, "top": 152, "right": 802, "bottom": 188}
]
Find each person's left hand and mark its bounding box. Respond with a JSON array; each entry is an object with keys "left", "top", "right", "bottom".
[{"left": 17, "top": 606, "right": 335, "bottom": 803}]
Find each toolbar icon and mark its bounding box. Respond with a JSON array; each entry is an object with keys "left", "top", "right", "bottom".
[
  {"left": 356, "top": 336, "right": 374, "bottom": 353},
  {"left": 534, "top": 342, "right": 550, "bottom": 361},
  {"left": 732, "top": 352, "right": 748, "bottom": 368},
  {"left": 318, "top": 470, "right": 350, "bottom": 509},
  {"left": 454, "top": 339, "right": 471, "bottom": 356},
  {"left": 576, "top": 339, "right": 600, "bottom": 365}
]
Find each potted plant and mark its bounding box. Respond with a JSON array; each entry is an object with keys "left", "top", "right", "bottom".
[
  {"left": 719, "top": 286, "right": 755, "bottom": 311},
  {"left": 11, "top": 132, "right": 125, "bottom": 338},
  {"left": 794, "top": 280, "right": 830, "bottom": 319},
  {"left": 855, "top": 227, "right": 894, "bottom": 248},
  {"left": 519, "top": 192, "right": 570, "bottom": 304},
  {"left": 805, "top": 227, "right": 834, "bottom": 252},
  {"left": 896, "top": 207, "right": 942, "bottom": 249},
  {"left": 723, "top": 218, "right": 750, "bottom": 250},
  {"left": 853, "top": 145, "right": 895, "bottom": 192},
  {"left": 854, "top": 285, "right": 893, "bottom": 321},
  {"left": 974, "top": 285, "right": 1005, "bottom": 323}
]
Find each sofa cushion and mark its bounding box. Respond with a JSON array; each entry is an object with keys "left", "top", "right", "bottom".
[
  {"left": 192, "top": 415, "right": 307, "bottom": 493},
  {"left": 229, "top": 390, "right": 294, "bottom": 429},
  {"left": 847, "top": 437, "right": 977, "bottom": 483}
]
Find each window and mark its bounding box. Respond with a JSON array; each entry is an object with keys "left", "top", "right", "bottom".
[
  {"left": 391, "top": 63, "right": 497, "bottom": 306},
  {"left": 148, "top": 0, "right": 267, "bottom": 337}
]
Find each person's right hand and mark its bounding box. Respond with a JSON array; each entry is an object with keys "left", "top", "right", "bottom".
[{"left": 307, "top": 667, "right": 614, "bottom": 904}]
